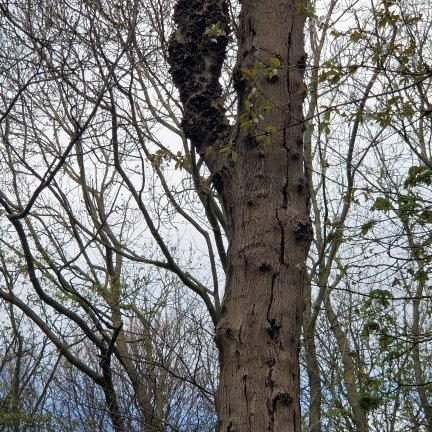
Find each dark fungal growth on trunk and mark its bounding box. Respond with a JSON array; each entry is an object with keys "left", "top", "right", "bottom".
[{"left": 167, "top": 0, "right": 230, "bottom": 154}]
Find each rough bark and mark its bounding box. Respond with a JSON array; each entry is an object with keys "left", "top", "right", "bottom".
[
  {"left": 168, "top": 0, "right": 311, "bottom": 430},
  {"left": 167, "top": 0, "right": 230, "bottom": 157}
]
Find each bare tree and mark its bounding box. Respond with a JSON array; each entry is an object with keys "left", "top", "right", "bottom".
[{"left": 0, "top": 1, "right": 219, "bottom": 430}]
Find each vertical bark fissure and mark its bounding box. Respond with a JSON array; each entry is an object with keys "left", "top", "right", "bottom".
[
  {"left": 277, "top": 125, "right": 289, "bottom": 266},
  {"left": 266, "top": 272, "right": 278, "bottom": 431}
]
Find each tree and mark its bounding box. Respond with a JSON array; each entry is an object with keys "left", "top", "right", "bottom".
[
  {"left": 299, "top": 0, "right": 432, "bottom": 429},
  {"left": 2, "top": 0, "right": 432, "bottom": 431},
  {"left": 167, "top": 0, "right": 311, "bottom": 430},
  {"left": 0, "top": 1, "right": 220, "bottom": 430}
]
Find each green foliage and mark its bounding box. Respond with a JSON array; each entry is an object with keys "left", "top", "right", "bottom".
[
  {"left": 256, "top": 125, "right": 278, "bottom": 146},
  {"left": 148, "top": 149, "right": 171, "bottom": 167},
  {"left": 379, "top": 333, "right": 392, "bottom": 349},
  {"left": 360, "top": 220, "right": 376, "bottom": 236},
  {"left": 265, "top": 57, "right": 281, "bottom": 82},
  {"left": 174, "top": 151, "right": 191, "bottom": 170},
  {"left": 269, "top": 57, "right": 281, "bottom": 67},
  {"left": 371, "top": 167, "right": 432, "bottom": 228},
  {"left": 397, "top": 194, "right": 419, "bottom": 222},
  {"left": 376, "top": 8, "right": 401, "bottom": 27},
  {"left": 368, "top": 289, "right": 393, "bottom": 308},
  {"left": 239, "top": 65, "right": 278, "bottom": 140},
  {"left": 373, "top": 108, "right": 392, "bottom": 127},
  {"left": 266, "top": 68, "right": 279, "bottom": 83},
  {"left": 358, "top": 373, "right": 382, "bottom": 412},
  {"left": 419, "top": 210, "right": 432, "bottom": 224},
  {"left": 203, "top": 21, "right": 226, "bottom": 38},
  {"left": 349, "top": 29, "right": 364, "bottom": 42},
  {"left": 296, "top": 2, "right": 316, "bottom": 18},
  {"left": 405, "top": 165, "right": 432, "bottom": 187},
  {"left": 240, "top": 57, "right": 282, "bottom": 85},
  {"left": 219, "top": 143, "right": 238, "bottom": 163},
  {"left": 361, "top": 320, "right": 380, "bottom": 338},
  {"left": 205, "top": 141, "right": 238, "bottom": 163},
  {"left": 319, "top": 68, "right": 343, "bottom": 85},
  {"left": 326, "top": 229, "right": 343, "bottom": 243},
  {"left": 407, "top": 268, "right": 429, "bottom": 284},
  {"left": 148, "top": 149, "right": 191, "bottom": 171},
  {"left": 359, "top": 392, "right": 382, "bottom": 411},
  {"left": 372, "top": 196, "right": 392, "bottom": 212}
]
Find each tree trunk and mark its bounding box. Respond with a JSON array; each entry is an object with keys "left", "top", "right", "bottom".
[
  {"left": 303, "top": 283, "right": 322, "bottom": 432},
  {"left": 324, "top": 294, "right": 369, "bottom": 432},
  {"left": 168, "top": 0, "right": 310, "bottom": 430}
]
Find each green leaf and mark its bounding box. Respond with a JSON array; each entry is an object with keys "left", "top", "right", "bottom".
[
  {"left": 397, "top": 195, "right": 419, "bottom": 222},
  {"left": 372, "top": 196, "right": 392, "bottom": 212},
  {"left": 266, "top": 67, "right": 279, "bottom": 82},
  {"left": 419, "top": 210, "right": 432, "bottom": 223},
  {"left": 204, "top": 21, "right": 226, "bottom": 37},
  {"left": 405, "top": 165, "right": 432, "bottom": 187},
  {"left": 369, "top": 289, "right": 393, "bottom": 307},
  {"left": 240, "top": 67, "right": 254, "bottom": 81},
  {"left": 359, "top": 393, "right": 381, "bottom": 411},
  {"left": 360, "top": 220, "right": 375, "bottom": 236},
  {"left": 296, "top": 2, "right": 316, "bottom": 17},
  {"left": 230, "top": 149, "right": 238, "bottom": 163},
  {"left": 240, "top": 113, "right": 252, "bottom": 130},
  {"left": 269, "top": 57, "right": 281, "bottom": 67},
  {"left": 414, "top": 270, "right": 428, "bottom": 284},
  {"left": 350, "top": 30, "right": 363, "bottom": 42},
  {"left": 318, "top": 121, "right": 331, "bottom": 135},
  {"left": 379, "top": 333, "right": 391, "bottom": 349},
  {"left": 256, "top": 133, "right": 272, "bottom": 146},
  {"left": 265, "top": 125, "right": 277, "bottom": 135},
  {"left": 361, "top": 321, "right": 380, "bottom": 338}
]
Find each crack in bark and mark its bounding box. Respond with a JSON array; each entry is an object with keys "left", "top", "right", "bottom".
[
  {"left": 277, "top": 213, "right": 286, "bottom": 265},
  {"left": 265, "top": 274, "right": 280, "bottom": 431},
  {"left": 265, "top": 376, "right": 294, "bottom": 432},
  {"left": 242, "top": 373, "right": 253, "bottom": 431},
  {"left": 266, "top": 361, "right": 276, "bottom": 432},
  {"left": 277, "top": 116, "right": 290, "bottom": 266},
  {"left": 266, "top": 274, "right": 278, "bottom": 339},
  {"left": 281, "top": 128, "right": 290, "bottom": 208}
]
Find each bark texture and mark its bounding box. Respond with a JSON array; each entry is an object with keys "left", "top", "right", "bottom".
[
  {"left": 168, "top": 1, "right": 311, "bottom": 430},
  {"left": 167, "top": 0, "right": 230, "bottom": 155}
]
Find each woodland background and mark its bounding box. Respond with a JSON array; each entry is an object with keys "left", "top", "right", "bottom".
[{"left": 0, "top": 0, "right": 431, "bottom": 430}]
